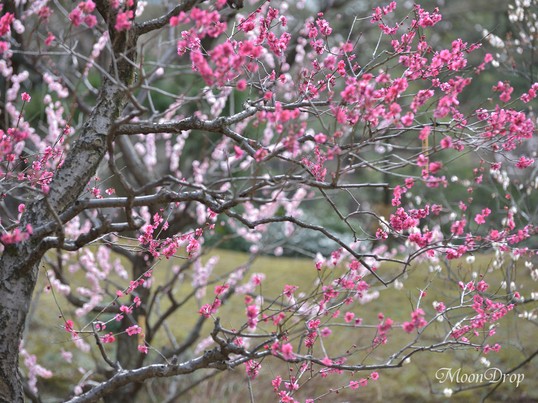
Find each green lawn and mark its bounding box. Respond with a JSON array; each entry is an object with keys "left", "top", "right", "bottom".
[{"left": 26, "top": 249, "right": 538, "bottom": 402}]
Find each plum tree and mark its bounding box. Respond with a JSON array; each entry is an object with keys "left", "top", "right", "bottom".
[{"left": 0, "top": 0, "right": 536, "bottom": 402}]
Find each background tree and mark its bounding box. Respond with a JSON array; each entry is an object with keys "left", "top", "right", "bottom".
[{"left": 0, "top": 0, "right": 536, "bottom": 402}]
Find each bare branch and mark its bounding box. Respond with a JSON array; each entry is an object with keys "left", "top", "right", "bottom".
[
  {"left": 91, "top": 323, "right": 120, "bottom": 371},
  {"left": 42, "top": 220, "right": 144, "bottom": 251},
  {"left": 66, "top": 347, "right": 235, "bottom": 403},
  {"left": 136, "top": 0, "right": 205, "bottom": 36},
  {"left": 115, "top": 106, "right": 259, "bottom": 154}
]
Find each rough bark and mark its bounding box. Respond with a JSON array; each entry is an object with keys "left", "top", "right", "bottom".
[
  {"left": 0, "top": 256, "right": 38, "bottom": 403},
  {"left": 0, "top": 0, "right": 206, "bottom": 399},
  {"left": 0, "top": 20, "right": 138, "bottom": 402}
]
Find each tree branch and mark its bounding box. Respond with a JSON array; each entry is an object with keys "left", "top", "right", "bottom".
[
  {"left": 223, "top": 211, "right": 388, "bottom": 285},
  {"left": 136, "top": 0, "right": 205, "bottom": 36},
  {"left": 115, "top": 106, "right": 259, "bottom": 155},
  {"left": 66, "top": 347, "right": 232, "bottom": 403},
  {"left": 42, "top": 220, "right": 144, "bottom": 251}
]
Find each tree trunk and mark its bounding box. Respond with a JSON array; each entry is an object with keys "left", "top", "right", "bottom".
[
  {"left": 0, "top": 20, "right": 138, "bottom": 400},
  {"left": 0, "top": 254, "right": 38, "bottom": 403}
]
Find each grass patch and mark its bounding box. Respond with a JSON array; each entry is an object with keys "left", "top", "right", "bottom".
[{"left": 25, "top": 249, "right": 538, "bottom": 402}]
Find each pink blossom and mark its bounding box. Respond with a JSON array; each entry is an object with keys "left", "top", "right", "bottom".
[
  {"left": 199, "top": 304, "right": 212, "bottom": 318},
  {"left": 101, "top": 333, "right": 116, "bottom": 344},
  {"left": 115, "top": 11, "right": 133, "bottom": 32},
  {"left": 320, "top": 327, "right": 332, "bottom": 337},
  {"left": 137, "top": 344, "right": 149, "bottom": 354},
  {"left": 474, "top": 208, "right": 490, "bottom": 225},
  {"left": 440, "top": 136, "right": 452, "bottom": 149},
  {"left": 321, "top": 356, "right": 333, "bottom": 367},
  {"left": 344, "top": 312, "right": 355, "bottom": 323},
  {"left": 429, "top": 161, "right": 442, "bottom": 174},
  {"left": 419, "top": 125, "right": 431, "bottom": 140},
  {"left": 233, "top": 145, "right": 244, "bottom": 159},
  {"left": 371, "top": 2, "right": 397, "bottom": 23},
  {"left": 186, "top": 237, "right": 200, "bottom": 255},
  {"left": 493, "top": 81, "right": 513, "bottom": 102},
  {"left": 314, "top": 133, "right": 327, "bottom": 143},
  {"left": 245, "top": 360, "right": 261, "bottom": 379},
  {"left": 38, "top": 7, "right": 53, "bottom": 21},
  {"left": 272, "top": 376, "right": 282, "bottom": 391},
  {"left": 376, "top": 228, "right": 388, "bottom": 240},
  {"left": 254, "top": 148, "right": 268, "bottom": 162},
  {"left": 433, "top": 301, "right": 446, "bottom": 313},
  {"left": 0, "top": 41, "right": 9, "bottom": 53},
  {"left": 281, "top": 343, "right": 294, "bottom": 360},
  {"left": 126, "top": 325, "right": 142, "bottom": 336},
  {"left": 95, "top": 322, "right": 106, "bottom": 331},
  {"left": 79, "top": 0, "right": 96, "bottom": 13},
  {"left": 415, "top": 5, "right": 442, "bottom": 27},
  {"left": 401, "top": 112, "right": 414, "bottom": 126},
  {"left": 316, "top": 16, "right": 332, "bottom": 36},
  {"left": 417, "top": 154, "right": 428, "bottom": 167},
  {"left": 246, "top": 305, "right": 259, "bottom": 329},
  {"left": 64, "top": 320, "right": 75, "bottom": 333},
  {"left": 267, "top": 32, "right": 291, "bottom": 56},
  {"left": 403, "top": 308, "right": 427, "bottom": 333},
  {"left": 391, "top": 185, "right": 405, "bottom": 206},
  {"left": 283, "top": 284, "right": 298, "bottom": 299},
  {"left": 236, "top": 79, "right": 247, "bottom": 91},
  {"left": 21, "top": 92, "right": 31, "bottom": 102},
  {"left": 69, "top": 8, "right": 83, "bottom": 26},
  {"left": 476, "top": 280, "right": 489, "bottom": 292},
  {"left": 214, "top": 284, "right": 229, "bottom": 295},
  {"left": 250, "top": 273, "right": 265, "bottom": 287},
  {"left": 0, "top": 13, "right": 14, "bottom": 36},
  {"left": 520, "top": 83, "right": 538, "bottom": 103},
  {"left": 119, "top": 305, "right": 132, "bottom": 314},
  {"left": 402, "top": 321, "right": 415, "bottom": 333},
  {"left": 84, "top": 14, "right": 97, "bottom": 28},
  {"left": 515, "top": 156, "right": 534, "bottom": 169},
  {"left": 1, "top": 227, "right": 31, "bottom": 244}
]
